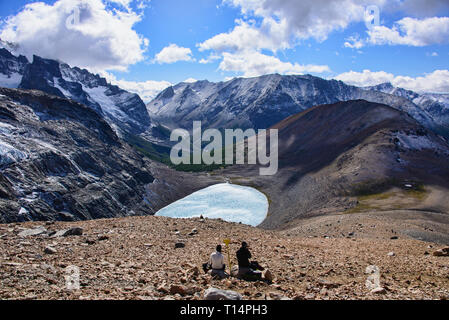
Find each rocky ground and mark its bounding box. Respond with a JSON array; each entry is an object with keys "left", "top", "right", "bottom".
[{"left": 1, "top": 215, "right": 448, "bottom": 300}]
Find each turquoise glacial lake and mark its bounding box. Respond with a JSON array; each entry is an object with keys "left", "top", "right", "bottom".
[{"left": 155, "top": 183, "right": 268, "bottom": 226}]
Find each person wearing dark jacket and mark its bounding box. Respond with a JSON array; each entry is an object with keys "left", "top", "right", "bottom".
[{"left": 236, "top": 242, "right": 262, "bottom": 281}]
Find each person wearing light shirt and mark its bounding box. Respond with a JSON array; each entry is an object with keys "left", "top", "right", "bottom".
[{"left": 209, "top": 245, "right": 228, "bottom": 279}]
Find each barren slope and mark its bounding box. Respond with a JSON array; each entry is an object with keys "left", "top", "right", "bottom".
[{"left": 0, "top": 216, "right": 448, "bottom": 300}]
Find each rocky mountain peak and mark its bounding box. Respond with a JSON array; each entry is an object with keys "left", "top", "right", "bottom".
[{"left": 0, "top": 48, "right": 152, "bottom": 136}]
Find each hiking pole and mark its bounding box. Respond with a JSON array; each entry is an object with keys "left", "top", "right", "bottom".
[{"left": 223, "top": 239, "right": 232, "bottom": 275}]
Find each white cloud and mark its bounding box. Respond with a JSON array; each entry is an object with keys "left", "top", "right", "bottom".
[
  {"left": 334, "top": 69, "right": 449, "bottom": 93},
  {"left": 366, "top": 17, "right": 449, "bottom": 47},
  {"left": 0, "top": 0, "right": 149, "bottom": 72},
  {"left": 219, "top": 50, "right": 330, "bottom": 78},
  {"left": 113, "top": 79, "right": 172, "bottom": 103},
  {"left": 100, "top": 71, "right": 171, "bottom": 103},
  {"left": 198, "top": 0, "right": 384, "bottom": 77},
  {"left": 153, "top": 44, "right": 195, "bottom": 64},
  {"left": 344, "top": 35, "right": 364, "bottom": 49},
  {"left": 108, "top": 0, "right": 133, "bottom": 8},
  {"left": 393, "top": 70, "right": 449, "bottom": 93},
  {"left": 183, "top": 78, "right": 198, "bottom": 83},
  {"left": 198, "top": 19, "right": 289, "bottom": 53},
  {"left": 199, "top": 53, "right": 221, "bottom": 64},
  {"left": 223, "top": 0, "right": 386, "bottom": 43},
  {"left": 334, "top": 69, "right": 395, "bottom": 87}
]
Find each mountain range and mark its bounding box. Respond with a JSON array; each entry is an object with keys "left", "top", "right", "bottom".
[
  {"left": 147, "top": 74, "right": 449, "bottom": 141},
  {"left": 1, "top": 47, "right": 449, "bottom": 238},
  {"left": 2, "top": 47, "right": 449, "bottom": 143}
]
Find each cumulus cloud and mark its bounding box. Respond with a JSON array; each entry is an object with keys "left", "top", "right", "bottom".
[
  {"left": 0, "top": 0, "right": 148, "bottom": 72},
  {"left": 393, "top": 70, "right": 449, "bottom": 93},
  {"left": 153, "top": 44, "right": 195, "bottom": 64},
  {"left": 334, "top": 69, "right": 449, "bottom": 93},
  {"left": 344, "top": 35, "right": 365, "bottom": 49},
  {"left": 334, "top": 69, "right": 395, "bottom": 87},
  {"left": 198, "top": 0, "right": 386, "bottom": 77},
  {"left": 100, "top": 71, "right": 172, "bottom": 102},
  {"left": 223, "top": 0, "right": 385, "bottom": 43},
  {"left": 110, "top": 78, "right": 172, "bottom": 103},
  {"left": 366, "top": 17, "right": 449, "bottom": 47},
  {"left": 219, "top": 51, "right": 330, "bottom": 78},
  {"left": 183, "top": 78, "right": 198, "bottom": 83},
  {"left": 198, "top": 19, "right": 290, "bottom": 53}
]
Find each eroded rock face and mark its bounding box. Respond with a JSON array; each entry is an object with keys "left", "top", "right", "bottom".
[{"left": 0, "top": 88, "right": 157, "bottom": 222}]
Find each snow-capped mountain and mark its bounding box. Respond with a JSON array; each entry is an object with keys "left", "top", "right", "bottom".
[
  {"left": 365, "top": 82, "right": 449, "bottom": 135},
  {"left": 0, "top": 87, "right": 216, "bottom": 222},
  {"left": 0, "top": 48, "right": 29, "bottom": 89},
  {"left": 0, "top": 48, "right": 151, "bottom": 135},
  {"left": 147, "top": 74, "right": 449, "bottom": 139}
]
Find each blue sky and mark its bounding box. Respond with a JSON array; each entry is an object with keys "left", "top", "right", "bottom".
[{"left": 1, "top": 0, "right": 448, "bottom": 101}]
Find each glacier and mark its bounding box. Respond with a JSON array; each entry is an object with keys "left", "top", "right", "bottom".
[{"left": 155, "top": 183, "right": 268, "bottom": 227}]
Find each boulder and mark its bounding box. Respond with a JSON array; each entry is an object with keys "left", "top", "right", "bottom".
[
  {"left": 203, "top": 287, "right": 243, "bottom": 300},
  {"left": 169, "top": 285, "right": 188, "bottom": 296},
  {"left": 318, "top": 279, "right": 340, "bottom": 289},
  {"left": 433, "top": 247, "right": 449, "bottom": 257},
  {"left": 44, "top": 246, "right": 57, "bottom": 254},
  {"left": 64, "top": 227, "right": 83, "bottom": 236},
  {"left": 263, "top": 269, "right": 274, "bottom": 283},
  {"left": 98, "top": 235, "right": 109, "bottom": 241},
  {"left": 188, "top": 266, "right": 200, "bottom": 277},
  {"left": 18, "top": 226, "right": 47, "bottom": 237},
  {"left": 266, "top": 292, "right": 291, "bottom": 300},
  {"left": 175, "top": 242, "right": 185, "bottom": 249},
  {"left": 188, "top": 228, "right": 198, "bottom": 236},
  {"left": 157, "top": 284, "right": 169, "bottom": 294},
  {"left": 230, "top": 265, "right": 239, "bottom": 277},
  {"left": 371, "top": 287, "right": 386, "bottom": 294}
]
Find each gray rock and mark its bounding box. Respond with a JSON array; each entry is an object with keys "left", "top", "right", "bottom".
[
  {"left": 188, "top": 228, "right": 198, "bottom": 236},
  {"left": 266, "top": 292, "right": 291, "bottom": 300},
  {"left": 175, "top": 242, "right": 185, "bottom": 249},
  {"left": 51, "top": 227, "right": 83, "bottom": 237},
  {"left": 230, "top": 265, "right": 239, "bottom": 277},
  {"left": 203, "top": 287, "right": 243, "bottom": 300},
  {"left": 18, "top": 226, "right": 47, "bottom": 237},
  {"left": 371, "top": 287, "right": 386, "bottom": 294},
  {"left": 44, "top": 246, "right": 57, "bottom": 254},
  {"left": 63, "top": 227, "right": 83, "bottom": 236}
]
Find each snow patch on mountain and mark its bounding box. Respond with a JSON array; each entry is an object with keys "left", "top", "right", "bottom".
[
  {"left": 0, "top": 72, "right": 22, "bottom": 88},
  {"left": 0, "top": 140, "right": 28, "bottom": 166},
  {"left": 83, "top": 86, "right": 128, "bottom": 122}
]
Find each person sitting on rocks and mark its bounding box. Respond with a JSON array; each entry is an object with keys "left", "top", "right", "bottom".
[
  {"left": 236, "top": 241, "right": 263, "bottom": 281},
  {"left": 209, "top": 245, "right": 228, "bottom": 279}
]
